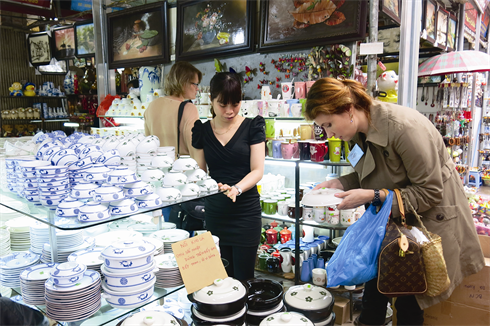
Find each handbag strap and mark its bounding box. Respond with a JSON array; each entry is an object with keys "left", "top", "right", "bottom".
[
  {"left": 394, "top": 189, "right": 407, "bottom": 227},
  {"left": 176, "top": 100, "right": 192, "bottom": 159},
  {"left": 402, "top": 191, "right": 434, "bottom": 242}
]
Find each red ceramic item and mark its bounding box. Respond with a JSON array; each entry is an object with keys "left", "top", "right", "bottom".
[
  {"left": 265, "top": 228, "right": 278, "bottom": 244},
  {"left": 280, "top": 227, "right": 292, "bottom": 244}
]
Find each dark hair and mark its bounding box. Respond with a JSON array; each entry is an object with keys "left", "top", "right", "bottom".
[
  {"left": 209, "top": 73, "right": 242, "bottom": 118},
  {"left": 164, "top": 61, "right": 202, "bottom": 97}
]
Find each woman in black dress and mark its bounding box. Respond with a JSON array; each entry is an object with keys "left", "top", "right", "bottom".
[{"left": 192, "top": 73, "right": 265, "bottom": 280}]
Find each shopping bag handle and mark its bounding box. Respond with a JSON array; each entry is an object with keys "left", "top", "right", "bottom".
[{"left": 394, "top": 189, "right": 407, "bottom": 227}]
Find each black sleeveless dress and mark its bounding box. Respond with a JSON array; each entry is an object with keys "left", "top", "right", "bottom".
[{"left": 192, "top": 116, "right": 265, "bottom": 247}]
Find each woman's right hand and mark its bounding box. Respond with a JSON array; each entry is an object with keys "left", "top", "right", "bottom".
[{"left": 313, "top": 179, "right": 344, "bottom": 191}]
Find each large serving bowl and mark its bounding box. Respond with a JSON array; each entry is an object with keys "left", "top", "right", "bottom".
[
  {"left": 49, "top": 262, "right": 87, "bottom": 287},
  {"left": 283, "top": 284, "right": 335, "bottom": 323},
  {"left": 101, "top": 261, "right": 158, "bottom": 292},
  {"left": 189, "top": 277, "right": 248, "bottom": 317},
  {"left": 246, "top": 279, "right": 283, "bottom": 312},
  {"left": 93, "top": 184, "right": 125, "bottom": 203},
  {"left": 101, "top": 238, "right": 156, "bottom": 273},
  {"left": 190, "top": 305, "right": 247, "bottom": 326},
  {"left": 102, "top": 278, "right": 156, "bottom": 310},
  {"left": 56, "top": 197, "right": 84, "bottom": 217},
  {"left": 78, "top": 201, "right": 111, "bottom": 222}
]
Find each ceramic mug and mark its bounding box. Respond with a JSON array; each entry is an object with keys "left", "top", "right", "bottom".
[
  {"left": 300, "top": 124, "right": 313, "bottom": 140},
  {"left": 281, "top": 142, "right": 295, "bottom": 160},
  {"left": 268, "top": 100, "right": 282, "bottom": 117},
  {"left": 312, "top": 268, "right": 326, "bottom": 286},
  {"left": 277, "top": 200, "right": 289, "bottom": 216},
  {"left": 287, "top": 203, "right": 302, "bottom": 219},
  {"left": 281, "top": 82, "right": 293, "bottom": 100},
  {"left": 313, "top": 208, "right": 326, "bottom": 223},
  {"left": 292, "top": 141, "right": 299, "bottom": 159},
  {"left": 306, "top": 81, "right": 316, "bottom": 95},
  {"left": 266, "top": 139, "right": 273, "bottom": 157},
  {"left": 310, "top": 141, "right": 327, "bottom": 162},
  {"left": 263, "top": 199, "right": 278, "bottom": 215},
  {"left": 303, "top": 206, "right": 314, "bottom": 221},
  {"left": 291, "top": 103, "right": 303, "bottom": 117},
  {"left": 265, "top": 119, "right": 275, "bottom": 138},
  {"left": 258, "top": 253, "right": 269, "bottom": 270},
  {"left": 272, "top": 140, "right": 282, "bottom": 159},
  {"left": 294, "top": 82, "right": 306, "bottom": 99},
  {"left": 298, "top": 140, "right": 311, "bottom": 160},
  {"left": 261, "top": 86, "right": 272, "bottom": 100},
  {"left": 266, "top": 256, "right": 280, "bottom": 273}
]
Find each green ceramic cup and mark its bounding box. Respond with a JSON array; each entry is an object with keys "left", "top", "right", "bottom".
[
  {"left": 263, "top": 199, "right": 278, "bottom": 215},
  {"left": 258, "top": 253, "right": 270, "bottom": 270}
]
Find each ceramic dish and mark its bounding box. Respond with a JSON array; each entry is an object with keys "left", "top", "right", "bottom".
[
  {"left": 172, "top": 157, "right": 199, "bottom": 172},
  {"left": 92, "top": 184, "right": 125, "bottom": 203},
  {"left": 123, "top": 181, "right": 153, "bottom": 198},
  {"left": 283, "top": 284, "right": 334, "bottom": 323},
  {"left": 56, "top": 198, "right": 85, "bottom": 217},
  {"left": 186, "top": 169, "right": 207, "bottom": 182},
  {"left": 107, "top": 167, "right": 138, "bottom": 184},
  {"left": 155, "top": 187, "right": 182, "bottom": 202},
  {"left": 109, "top": 199, "right": 139, "bottom": 215},
  {"left": 301, "top": 188, "right": 344, "bottom": 207},
  {"left": 101, "top": 278, "right": 155, "bottom": 310},
  {"left": 78, "top": 202, "right": 111, "bottom": 222},
  {"left": 135, "top": 194, "right": 162, "bottom": 209},
  {"left": 101, "top": 261, "right": 158, "bottom": 292},
  {"left": 35, "top": 166, "right": 68, "bottom": 176},
  {"left": 49, "top": 262, "right": 87, "bottom": 287},
  {"left": 101, "top": 238, "right": 156, "bottom": 273},
  {"left": 198, "top": 178, "right": 219, "bottom": 193},
  {"left": 162, "top": 170, "right": 187, "bottom": 187},
  {"left": 71, "top": 183, "right": 100, "bottom": 199}
]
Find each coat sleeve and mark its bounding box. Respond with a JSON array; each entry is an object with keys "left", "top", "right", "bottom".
[
  {"left": 338, "top": 172, "right": 360, "bottom": 190},
  {"left": 392, "top": 120, "right": 444, "bottom": 214}
]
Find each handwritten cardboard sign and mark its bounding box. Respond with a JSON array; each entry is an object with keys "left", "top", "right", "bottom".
[{"left": 171, "top": 231, "right": 227, "bottom": 294}]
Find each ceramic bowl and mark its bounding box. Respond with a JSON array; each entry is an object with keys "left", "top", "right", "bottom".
[
  {"left": 198, "top": 178, "right": 219, "bottom": 193},
  {"left": 93, "top": 184, "right": 125, "bottom": 203},
  {"left": 38, "top": 183, "right": 70, "bottom": 192},
  {"left": 283, "top": 284, "right": 335, "bottom": 323},
  {"left": 101, "top": 261, "right": 158, "bottom": 292},
  {"left": 135, "top": 194, "right": 162, "bottom": 209},
  {"left": 135, "top": 153, "right": 156, "bottom": 160},
  {"left": 162, "top": 170, "right": 187, "bottom": 187},
  {"left": 84, "top": 150, "right": 104, "bottom": 162},
  {"left": 36, "top": 142, "right": 57, "bottom": 159},
  {"left": 136, "top": 137, "right": 159, "bottom": 154},
  {"left": 115, "top": 140, "right": 137, "bottom": 157},
  {"left": 155, "top": 187, "right": 182, "bottom": 202},
  {"left": 121, "top": 156, "right": 136, "bottom": 162},
  {"left": 37, "top": 176, "right": 69, "bottom": 185},
  {"left": 102, "top": 138, "right": 121, "bottom": 152},
  {"left": 79, "top": 145, "right": 102, "bottom": 158},
  {"left": 18, "top": 160, "right": 52, "bottom": 171},
  {"left": 186, "top": 169, "right": 207, "bottom": 182},
  {"left": 56, "top": 197, "right": 85, "bottom": 217},
  {"left": 38, "top": 189, "right": 70, "bottom": 197},
  {"left": 71, "top": 183, "right": 100, "bottom": 199},
  {"left": 78, "top": 135, "right": 96, "bottom": 144},
  {"left": 101, "top": 278, "right": 155, "bottom": 310},
  {"left": 36, "top": 165, "right": 68, "bottom": 176},
  {"left": 246, "top": 279, "right": 284, "bottom": 312},
  {"left": 123, "top": 181, "right": 153, "bottom": 198},
  {"left": 150, "top": 154, "right": 173, "bottom": 169},
  {"left": 109, "top": 198, "right": 139, "bottom": 215},
  {"left": 172, "top": 157, "right": 199, "bottom": 172},
  {"left": 40, "top": 194, "right": 68, "bottom": 207},
  {"left": 141, "top": 168, "right": 164, "bottom": 183},
  {"left": 42, "top": 146, "right": 63, "bottom": 161},
  {"left": 78, "top": 201, "right": 111, "bottom": 222},
  {"left": 19, "top": 170, "right": 37, "bottom": 178},
  {"left": 82, "top": 164, "right": 111, "bottom": 183},
  {"left": 180, "top": 183, "right": 200, "bottom": 197},
  {"left": 95, "top": 149, "right": 121, "bottom": 166},
  {"left": 25, "top": 195, "right": 40, "bottom": 203},
  {"left": 50, "top": 148, "right": 78, "bottom": 166},
  {"left": 23, "top": 188, "right": 39, "bottom": 196},
  {"left": 71, "top": 156, "right": 94, "bottom": 170},
  {"left": 50, "top": 262, "right": 87, "bottom": 287},
  {"left": 101, "top": 238, "right": 156, "bottom": 272},
  {"left": 107, "top": 167, "right": 138, "bottom": 184}
]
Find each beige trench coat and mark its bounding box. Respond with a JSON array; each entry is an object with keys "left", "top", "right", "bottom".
[{"left": 338, "top": 100, "right": 484, "bottom": 310}]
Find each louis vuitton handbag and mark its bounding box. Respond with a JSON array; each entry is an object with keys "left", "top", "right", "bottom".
[{"left": 377, "top": 189, "right": 427, "bottom": 297}]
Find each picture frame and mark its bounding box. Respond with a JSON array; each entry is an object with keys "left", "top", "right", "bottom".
[
  {"left": 107, "top": 1, "right": 170, "bottom": 69},
  {"left": 258, "top": 0, "right": 368, "bottom": 53},
  {"left": 37, "top": 59, "right": 68, "bottom": 75},
  {"left": 423, "top": 0, "right": 437, "bottom": 44},
  {"left": 75, "top": 20, "right": 95, "bottom": 57},
  {"left": 380, "top": 0, "right": 401, "bottom": 25},
  {"left": 447, "top": 14, "right": 457, "bottom": 51},
  {"left": 436, "top": 7, "right": 448, "bottom": 48},
  {"left": 27, "top": 31, "right": 52, "bottom": 65},
  {"left": 52, "top": 25, "right": 76, "bottom": 60},
  {"left": 176, "top": 0, "right": 255, "bottom": 61}
]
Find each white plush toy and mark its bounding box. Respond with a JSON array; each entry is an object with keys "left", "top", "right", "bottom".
[{"left": 377, "top": 70, "right": 398, "bottom": 103}]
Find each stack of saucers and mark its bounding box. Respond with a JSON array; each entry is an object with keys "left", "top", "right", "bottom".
[
  {"left": 45, "top": 267, "right": 101, "bottom": 322},
  {"left": 20, "top": 262, "right": 58, "bottom": 305},
  {"left": 0, "top": 229, "right": 11, "bottom": 257},
  {"left": 154, "top": 253, "right": 183, "bottom": 288},
  {"left": 41, "top": 236, "right": 95, "bottom": 263},
  {"left": 6, "top": 217, "right": 31, "bottom": 251},
  {"left": 68, "top": 247, "right": 104, "bottom": 275},
  {"left": 30, "top": 222, "right": 84, "bottom": 255},
  {"left": 0, "top": 251, "right": 40, "bottom": 288},
  {"left": 149, "top": 229, "right": 190, "bottom": 254}
]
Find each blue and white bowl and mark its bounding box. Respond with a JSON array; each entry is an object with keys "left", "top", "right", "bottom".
[
  {"left": 37, "top": 177, "right": 69, "bottom": 186},
  {"left": 95, "top": 149, "right": 121, "bottom": 166},
  {"left": 71, "top": 156, "right": 93, "bottom": 169},
  {"left": 101, "top": 278, "right": 155, "bottom": 310},
  {"left": 92, "top": 184, "right": 124, "bottom": 203},
  {"left": 123, "top": 181, "right": 153, "bottom": 198},
  {"left": 79, "top": 145, "right": 102, "bottom": 158},
  {"left": 18, "top": 160, "right": 51, "bottom": 171},
  {"left": 78, "top": 201, "right": 111, "bottom": 222},
  {"left": 109, "top": 199, "right": 138, "bottom": 215},
  {"left": 101, "top": 238, "right": 156, "bottom": 273},
  {"left": 49, "top": 261, "right": 87, "bottom": 287},
  {"left": 38, "top": 189, "right": 70, "bottom": 197},
  {"left": 25, "top": 195, "right": 40, "bottom": 203},
  {"left": 36, "top": 166, "right": 68, "bottom": 176},
  {"left": 53, "top": 154, "right": 79, "bottom": 167},
  {"left": 40, "top": 194, "right": 68, "bottom": 208},
  {"left": 56, "top": 197, "right": 84, "bottom": 217},
  {"left": 135, "top": 194, "right": 162, "bottom": 209},
  {"left": 38, "top": 183, "right": 70, "bottom": 192},
  {"left": 101, "top": 261, "right": 158, "bottom": 292},
  {"left": 42, "top": 146, "right": 64, "bottom": 161},
  {"left": 107, "top": 167, "right": 138, "bottom": 185},
  {"left": 50, "top": 148, "right": 77, "bottom": 165},
  {"left": 82, "top": 164, "right": 111, "bottom": 183},
  {"left": 71, "top": 183, "right": 99, "bottom": 199}
]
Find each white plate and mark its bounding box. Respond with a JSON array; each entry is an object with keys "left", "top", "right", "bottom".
[
  {"left": 0, "top": 251, "right": 40, "bottom": 269},
  {"left": 94, "top": 230, "right": 142, "bottom": 247},
  {"left": 20, "top": 262, "right": 58, "bottom": 281},
  {"left": 67, "top": 247, "right": 104, "bottom": 266},
  {"left": 149, "top": 229, "right": 189, "bottom": 243}
]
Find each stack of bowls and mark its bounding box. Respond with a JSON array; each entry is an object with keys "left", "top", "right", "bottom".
[
  {"left": 100, "top": 238, "right": 157, "bottom": 310},
  {"left": 18, "top": 160, "right": 52, "bottom": 204},
  {"left": 189, "top": 277, "right": 248, "bottom": 326},
  {"left": 246, "top": 279, "right": 286, "bottom": 326},
  {"left": 35, "top": 165, "right": 70, "bottom": 208},
  {"left": 135, "top": 135, "right": 160, "bottom": 177}
]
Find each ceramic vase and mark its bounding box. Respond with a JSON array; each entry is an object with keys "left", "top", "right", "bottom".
[{"left": 139, "top": 66, "right": 161, "bottom": 106}]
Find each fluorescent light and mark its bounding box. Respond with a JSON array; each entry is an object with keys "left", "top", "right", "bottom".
[
  {"left": 63, "top": 122, "right": 79, "bottom": 127},
  {"left": 264, "top": 160, "right": 326, "bottom": 169}
]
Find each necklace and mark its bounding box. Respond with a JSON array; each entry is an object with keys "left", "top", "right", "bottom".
[{"left": 212, "top": 120, "right": 235, "bottom": 135}]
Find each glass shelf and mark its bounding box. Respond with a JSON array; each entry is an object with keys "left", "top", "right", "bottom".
[
  {"left": 265, "top": 157, "right": 351, "bottom": 167},
  {"left": 11, "top": 285, "right": 185, "bottom": 326},
  {"left": 261, "top": 213, "right": 348, "bottom": 230},
  {"left": 263, "top": 117, "right": 305, "bottom": 121},
  {"left": 0, "top": 96, "right": 67, "bottom": 99},
  {"left": 101, "top": 115, "right": 144, "bottom": 118},
  {"left": 0, "top": 190, "right": 222, "bottom": 231}
]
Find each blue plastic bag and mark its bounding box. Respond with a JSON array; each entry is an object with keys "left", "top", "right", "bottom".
[{"left": 326, "top": 190, "right": 393, "bottom": 287}]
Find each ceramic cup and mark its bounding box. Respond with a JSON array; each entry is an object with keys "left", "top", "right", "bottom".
[
  {"left": 281, "top": 142, "right": 295, "bottom": 160},
  {"left": 291, "top": 103, "right": 303, "bottom": 117},
  {"left": 298, "top": 140, "right": 311, "bottom": 161},
  {"left": 303, "top": 206, "right": 314, "bottom": 221},
  {"left": 258, "top": 253, "right": 269, "bottom": 270},
  {"left": 265, "top": 119, "right": 275, "bottom": 138},
  {"left": 281, "top": 82, "right": 293, "bottom": 100},
  {"left": 306, "top": 81, "right": 316, "bottom": 95},
  {"left": 313, "top": 207, "right": 326, "bottom": 223},
  {"left": 263, "top": 199, "right": 278, "bottom": 215},
  {"left": 300, "top": 124, "right": 313, "bottom": 140},
  {"left": 272, "top": 140, "right": 282, "bottom": 159},
  {"left": 277, "top": 201, "right": 289, "bottom": 216},
  {"left": 312, "top": 268, "right": 327, "bottom": 286},
  {"left": 261, "top": 86, "right": 272, "bottom": 101},
  {"left": 294, "top": 82, "right": 306, "bottom": 99},
  {"left": 310, "top": 141, "right": 327, "bottom": 162}
]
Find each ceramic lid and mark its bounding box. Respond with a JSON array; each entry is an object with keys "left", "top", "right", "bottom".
[
  {"left": 122, "top": 310, "right": 179, "bottom": 326},
  {"left": 73, "top": 183, "right": 99, "bottom": 191},
  {"left": 94, "top": 184, "right": 123, "bottom": 194},
  {"left": 266, "top": 228, "right": 278, "bottom": 234},
  {"left": 283, "top": 284, "right": 333, "bottom": 310},
  {"left": 280, "top": 227, "right": 291, "bottom": 234},
  {"left": 79, "top": 201, "right": 109, "bottom": 213},
  {"left": 123, "top": 181, "right": 149, "bottom": 189},
  {"left": 259, "top": 312, "right": 314, "bottom": 326},
  {"left": 58, "top": 198, "right": 84, "bottom": 209},
  {"left": 301, "top": 188, "right": 343, "bottom": 207},
  {"left": 101, "top": 238, "right": 156, "bottom": 259},
  {"left": 50, "top": 261, "right": 87, "bottom": 278},
  {"left": 84, "top": 164, "right": 111, "bottom": 174},
  {"left": 193, "top": 277, "right": 247, "bottom": 304},
  {"left": 110, "top": 199, "right": 136, "bottom": 207}
]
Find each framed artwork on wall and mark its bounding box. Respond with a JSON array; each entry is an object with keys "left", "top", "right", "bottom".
[
  {"left": 447, "top": 14, "right": 457, "bottom": 51},
  {"left": 258, "top": 0, "right": 367, "bottom": 52},
  {"left": 423, "top": 0, "right": 437, "bottom": 44},
  {"left": 107, "top": 1, "right": 170, "bottom": 69},
  {"left": 436, "top": 8, "right": 448, "bottom": 48},
  {"left": 27, "top": 31, "right": 52, "bottom": 65},
  {"left": 37, "top": 59, "right": 68, "bottom": 75},
  {"left": 380, "top": 0, "right": 401, "bottom": 25},
  {"left": 52, "top": 26, "right": 76, "bottom": 59},
  {"left": 75, "top": 20, "right": 95, "bottom": 57},
  {"left": 176, "top": 0, "right": 255, "bottom": 61}
]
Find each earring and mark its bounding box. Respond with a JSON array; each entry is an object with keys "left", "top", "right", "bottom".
[{"left": 350, "top": 116, "right": 353, "bottom": 123}]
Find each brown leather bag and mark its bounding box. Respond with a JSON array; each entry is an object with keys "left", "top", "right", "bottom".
[{"left": 377, "top": 189, "right": 427, "bottom": 297}]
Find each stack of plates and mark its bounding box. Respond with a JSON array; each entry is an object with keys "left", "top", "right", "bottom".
[
  {"left": 149, "top": 229, "right": 190, "bottom": 253},
  {"left": 0, "top": 229, "right": 11, "bottom": 257},
  {"left": 94, "top": 230, "right": 142, "bottom": 248},
  {"left": 41, "top": 237, "right": 95, "bottom": 263},
  {"left": 6, "top": 217, "right": 31, "bottom": 251},
  {"left": 68, "top": 247, "right": 104, "bottom": 275},
  {"left": 0, "top": 251, "right": 40, "bottom": 288},
  {"left": 20, "top": 263, "right": 58, "bottom": 305},
  {"left": 143, "top": 236, "right": 164, "bottom": 256},
  {"left": 30, "top": 222, "right": 83, "bottom": 255},
  {"left": 45, "top": 270, "right": 101, "bottom": 322},
  {"left": 154, "top": 253, "right": 184, "bottom": 288}
]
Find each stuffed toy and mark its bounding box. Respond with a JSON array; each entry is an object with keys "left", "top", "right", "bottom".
[{"left": 376, "top": 70, "right": 398, "bottom": 103}]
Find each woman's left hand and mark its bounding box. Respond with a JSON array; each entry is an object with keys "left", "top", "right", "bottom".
[
  {"left": 218, "top": 183, "right": 239, "bottom": 203},
  {"left": 334, "top": 189, "right": 374, "bottom": 210}
]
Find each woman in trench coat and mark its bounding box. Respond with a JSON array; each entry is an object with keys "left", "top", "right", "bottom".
[{"left": 306, "top": 78, "right": 484, "bottom": 326}]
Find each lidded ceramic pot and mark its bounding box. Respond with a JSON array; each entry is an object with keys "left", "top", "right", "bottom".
[
  {"left": 259, "top": 312, "right": 314, "bottom": 326},
  {"left": 283, "top": 284, "right": 334, "bottom": 323},
  {"left": 101, "top": 238, "right": 156, "bottom": 273},
  {"left": 121, "top": 310, "right": 182, "bottom": 326}
]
